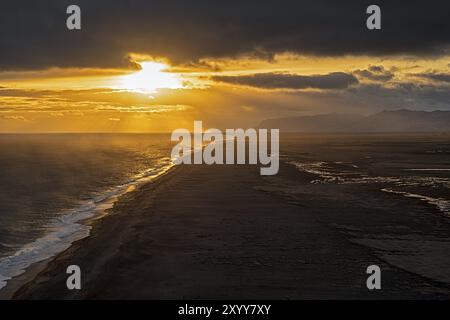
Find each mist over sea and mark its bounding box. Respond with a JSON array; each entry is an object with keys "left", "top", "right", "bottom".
[{"left": 0, "top": 134, "right": 173, "bottom": 289}]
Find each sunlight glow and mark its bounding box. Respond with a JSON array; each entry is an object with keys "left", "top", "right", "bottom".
[{"left": 118, "top": 61, "right": 183, "bottom": 93}]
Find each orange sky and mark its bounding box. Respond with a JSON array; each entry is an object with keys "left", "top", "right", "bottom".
[{"left": 0, "top": 54, "right": 449, "bottom": 132}]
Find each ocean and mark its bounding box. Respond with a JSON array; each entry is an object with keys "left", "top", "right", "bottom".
[
  {"left": 276, "top": 133, "right": 450, "bottom": 285},
  {"left": 0, "top": 134, "right": 174, "bottom": 289},
  {"left": 281, "top": 133, "right": 450, "bottom": 216}
]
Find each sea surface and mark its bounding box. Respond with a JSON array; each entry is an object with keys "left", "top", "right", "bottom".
[
  {"left": 278, "top": 133, "right": 450, "bottom": 284},
  {"left": 281, "top": 133, "right": 450, "bottom": 216},
  {"left": 0, "top": 134, "right": 174, "bottom": 289}
]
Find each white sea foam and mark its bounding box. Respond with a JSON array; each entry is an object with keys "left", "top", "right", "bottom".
[
  {"left": 289, "top": 161, "right": 399, "bottom": 185},
  {"left": 0, "top": 158, "right": 174, "bottom": 291},
  {"left": 290, "top": 161, "right": 450, "bottom": 187},
  {"left": 404, "top": 168, "right": 450, "bottom": 171},
  {"left": 381, "top": 188, "right": 450, "bottom": 215},
  {"left": 289, "top": 160, "right": 450, "bottom": 215}
]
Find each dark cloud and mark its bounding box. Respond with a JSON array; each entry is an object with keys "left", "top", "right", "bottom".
[
  {"left": 415, "top": 72, "right": 450, "bottom": 83},
  {"left": 353, "top": 65, "right": 394, "bottom": 81},
  {"left": 212, "top": 72, "right": 358, "bottom": 90},
  {"left": 0, "top": 0, "right": 449, "bottom": 70},
  {"left": 343, "top": 81, "right": 450, "bottom": 112}
]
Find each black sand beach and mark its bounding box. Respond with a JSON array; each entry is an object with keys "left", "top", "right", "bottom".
[{"left": 7, "top": 158, "right": 450, "bottom": 299}]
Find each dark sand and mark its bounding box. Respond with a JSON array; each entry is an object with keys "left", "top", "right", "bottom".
[{"left": 8, "top": 162, "right": 450, "bottom": 299}]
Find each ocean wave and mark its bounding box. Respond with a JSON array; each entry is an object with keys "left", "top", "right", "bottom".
[
  {"left": 290, "top": 161, "right": 450, "bottom": 188},
  {"left": 381, "top": 188, "right": 450, "bottom": 216},
  {"left": 0, "top": 158, "right": 174, "bottom": 291},
  {"left": 404, "top": 168, "right": 450, "bottom": 171},
  {"left": 289, "top": 161, "right": 400, "bottom": 185},
  {"left": 289, "top": 160, "right": 450, "bottom": 215}
]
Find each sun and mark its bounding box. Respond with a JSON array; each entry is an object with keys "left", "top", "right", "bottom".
[{"left": 118, "top": 61, "right": 182, "bottom": 93}]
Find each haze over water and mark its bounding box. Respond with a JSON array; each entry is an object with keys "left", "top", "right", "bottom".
[{"left": 0, "top": 134, "right": 173, "bottom": 289}]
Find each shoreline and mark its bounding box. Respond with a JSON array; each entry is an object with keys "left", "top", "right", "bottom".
[
  {"left": 3, "top": 161, "right": 450, "bottom": 299},
  {"left": 0, "top": 163, "right": 180, "bottom": 299}
]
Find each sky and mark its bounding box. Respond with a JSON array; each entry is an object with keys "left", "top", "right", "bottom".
[{"left": 0, "top": 0, "right": 449, "bottom": 132}]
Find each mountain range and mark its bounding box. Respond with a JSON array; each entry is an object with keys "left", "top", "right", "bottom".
[{"left": 259, "top": 110, "right": 450, "bottom": 132}]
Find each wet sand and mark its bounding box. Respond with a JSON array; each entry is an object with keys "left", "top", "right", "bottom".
[{"left": 7, "top": 162, "right": 450, "bottom": 299}]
